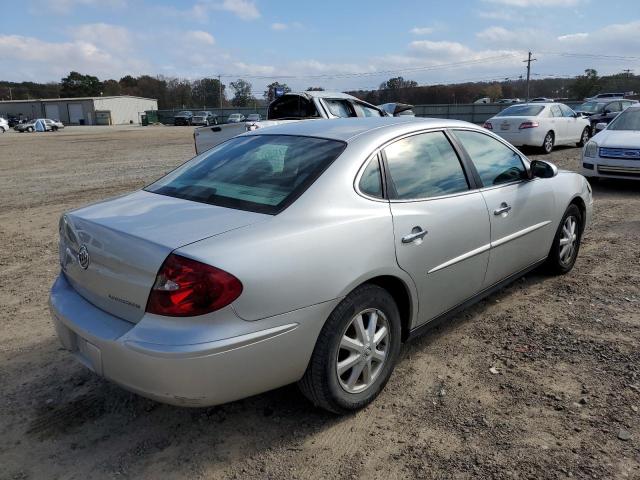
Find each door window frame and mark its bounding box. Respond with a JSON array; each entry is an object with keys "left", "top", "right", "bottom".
[{"left": 449, "top": 127, "right": 532, "bottom": 191}]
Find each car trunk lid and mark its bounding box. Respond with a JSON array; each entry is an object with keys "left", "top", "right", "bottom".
[{"left": 59, "top": 190, "right": 266, "bottom": 323}]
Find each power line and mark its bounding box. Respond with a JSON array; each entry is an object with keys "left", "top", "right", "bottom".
[{"left": 216, "top": 54, "right": 519, "bottom": 80}]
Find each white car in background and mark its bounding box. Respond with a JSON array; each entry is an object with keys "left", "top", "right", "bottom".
[
  {"left": 582, "top": 104, "right": 640, "bottom": 181},
  {"left": 0, "top": 117, "right": 8, "bottom": 133},
  {"left": 484, "top": 103, "right": 591, "bottom": 153}
]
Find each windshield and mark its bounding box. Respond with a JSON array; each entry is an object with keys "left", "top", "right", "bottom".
[
  {"left": 145, "top": 135, "right": 346, "bottom": 214},
  {"left": 230, "top": 114, "right": 241, "bottom": 118},
  {"left": 178, "top": 111, "right": 191, "bottom": 115},
  {"left": 247, "top": 114, "right": 260, "bottom": 120},
  {"left": 607, "top": 108, "right": 640, "bottom": 131},
  {"left": 496, "top": 105, "right": 545, "bottom": 117},
  {"left": 576, "top": 101, "right": 605, "bottom": 113},
  {"left": 195, "top": 111, "right": 207, "bottom": 116}
]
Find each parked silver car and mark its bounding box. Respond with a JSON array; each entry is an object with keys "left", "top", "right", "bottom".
[{"left": 50, "top": 117, "right": 592, "bottom": 413}]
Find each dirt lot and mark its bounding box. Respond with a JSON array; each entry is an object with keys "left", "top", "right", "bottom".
[{"left": 0, "top": 126, "right": 638, "bottom": 480}]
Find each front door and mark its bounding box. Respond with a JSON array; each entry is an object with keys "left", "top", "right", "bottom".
[
  {"left": 384, "top": 130, "right": 491, "bottom": 326},
  {"left": 451, "top": 129, "right": 556, "bottom": 286}
]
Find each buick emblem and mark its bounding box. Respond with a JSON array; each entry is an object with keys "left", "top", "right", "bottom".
[{"left": 77, "top": 245, "right": 90, "bottom": 270}]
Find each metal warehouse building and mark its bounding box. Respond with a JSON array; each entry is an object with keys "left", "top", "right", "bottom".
[{"left": 0, "top": 95, "right": 158, "bottom": 125}]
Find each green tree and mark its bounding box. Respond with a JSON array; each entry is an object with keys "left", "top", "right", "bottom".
[
  {"left": 60, "top": 71, "right": 101, "bottom": 97},
  {"left": 231, "top": 79, "right": 254, "bottom": 107},
  {"left": 570, "top": 69, "right": 599, "bottom": 99},
  {"left": 102, "top": 79, "right": 121, "bottom": 96},
  {"left": 306, "top": 86, "right": 325, "bottom": 91},
  {"left": 192, "top": 77, "right": 226, "bottom": 108},
  {"left": 264, "top": 81, "right": 291, "bottom": 102},
  {"left": 379, "top": 76, "right": 418, "bottom": 90}
]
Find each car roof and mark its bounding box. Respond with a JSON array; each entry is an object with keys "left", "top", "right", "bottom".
[{"left": 244, "top": 116, "right": 475, "bottom": 142}]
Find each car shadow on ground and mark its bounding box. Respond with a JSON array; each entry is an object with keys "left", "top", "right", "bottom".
[{"left": 6, "top": 269, "right": 551, "bottom": 476}]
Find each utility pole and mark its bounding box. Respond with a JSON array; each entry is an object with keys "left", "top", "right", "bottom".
[
  {"left": 218, "top": 75, "right": 223, "bottom": 109},
  {"left": 523, "top": 51, "right": 536, "bottom": 102}
]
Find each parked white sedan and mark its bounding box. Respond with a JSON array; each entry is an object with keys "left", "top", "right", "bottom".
[
  {"left": 582, "top": 104, "right": 640, "bottom": 181},
  {"left": 484, "top": 103, "right": 591, "bottom": 153}
]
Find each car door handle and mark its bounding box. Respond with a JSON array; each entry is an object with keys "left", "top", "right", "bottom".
[
  {"left": 402, "top": 227, "right": 428, "bottom": 243},
  {"left": 494, "top": 203, "right": 512, "bottom": 215}
]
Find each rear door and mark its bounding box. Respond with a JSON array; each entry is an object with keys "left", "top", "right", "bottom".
[
  {"left": 549, "top": 104, "right": 567, "bottom": 143},
  {"left": 384, "top": 130, "right": 491, "bottom": 326},
  {"left": 451, "top": 129, "right": 556, "bottom": 286}
]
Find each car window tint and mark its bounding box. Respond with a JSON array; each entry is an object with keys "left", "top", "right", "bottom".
[
  {"left": 384, "top": 131, "right": 469, "bottom": 200},
  {"left": 146, "top": 135, "right": 346, "bottom": 215},
  {"left": 359, "top": 157, "right": 383, "bottom": 198},
  {"left": 607, "top": 102, "right": 622, "bottom": 112},
  {"left": 453, "top": 130, "right": 526, "bottom": 186},
  {"left": 559, "top": 104, "right": 575, "bottom": 117},
  {"left": 324, "top": 99, "right": 356, "bottom": 118},
  {"left": 355, "top": 102, "right": 383, "bottom": 117}
]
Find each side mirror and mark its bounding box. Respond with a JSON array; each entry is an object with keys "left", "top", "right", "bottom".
[
  {"left": 530, "top": 159, "right": 558, "bottom": 179},
  {"left": 595, "top": 122, "right": 607, "bottom": 132}
]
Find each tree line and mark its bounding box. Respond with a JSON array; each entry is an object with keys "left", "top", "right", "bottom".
[{"left": 1, "top": 69, "right": 637, "bottom": 109}]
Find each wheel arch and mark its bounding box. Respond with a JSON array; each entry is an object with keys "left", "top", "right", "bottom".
[
  {"left": 569, "top": 195, "right": 587, "bottom": 234},
  {"left": 353, "top": 274, "right": 416, "bottom": 343}
]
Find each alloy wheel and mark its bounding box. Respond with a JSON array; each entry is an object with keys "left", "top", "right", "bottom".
[
  {"left": 559, "top": 215, "right": 578, "bottom": 265},
  {"left": 336, "top": 308, "right": 390, "bottom": 394},
  {"left": 544, "top": 133, "right": 554, "bottom": 153}
]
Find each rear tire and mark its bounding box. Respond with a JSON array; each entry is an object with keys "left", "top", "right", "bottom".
[
  {"left": 541, "top": 131, "right": 554, "bottom": 154},
  {"left": 545, "top": 204, "right": 583, "bottom": 275},
  {"left": 577, "top": 127, "right": 589, "bottom": 147},
  {"left": 298, "top": 284, "right": 402, "bottom": 414}
]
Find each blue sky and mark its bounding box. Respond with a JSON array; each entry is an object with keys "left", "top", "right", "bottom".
[{"left": 1, "top": 0, "right": 639, "bottom": 94}]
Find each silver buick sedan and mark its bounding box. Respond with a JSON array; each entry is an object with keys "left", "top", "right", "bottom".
[{"left": 50, "top": 117, "right": 593, "bottom": 413}]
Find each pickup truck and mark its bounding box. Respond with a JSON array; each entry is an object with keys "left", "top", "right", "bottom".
[{"left": 193, "top": 91, "right": 386, "bottom": 154}]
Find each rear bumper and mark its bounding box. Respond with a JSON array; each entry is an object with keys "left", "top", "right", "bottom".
[
  {"left": 50, "top": 274, "right": 337, "bottom": 406},
  {"left": 493, "top": 128, "right": 546, "bottom": 147}
]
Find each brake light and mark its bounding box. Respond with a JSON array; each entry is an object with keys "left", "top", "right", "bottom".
[
  {"left": 519, "top": 121, "right": 539, "bottom": 129},
  {"left": 483, "top": 122, "right": 493, "bottom": 130},
  {"left": 146, "top": 254, "right": 242, "bottom": 317}
]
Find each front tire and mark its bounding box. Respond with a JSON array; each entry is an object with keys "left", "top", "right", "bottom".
[
  {"left": 545, "top": 204, "right": 583, "bottom": 275},
  {"left": 577, "top": 127, "right": 589, "bottom": 147},
  {"left": 541, "top": 131, "right": 554, "bottom": 154},
  {"left": 298, "top": 284, "right": 402, "bottom": 414}
]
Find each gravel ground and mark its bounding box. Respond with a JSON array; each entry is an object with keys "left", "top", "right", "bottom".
[{"left": 0, "top": 126, "right": 638, "bottom": 480}]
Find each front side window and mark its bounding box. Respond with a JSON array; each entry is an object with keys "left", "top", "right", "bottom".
[
  {"left": 324, "top": 99, "right": 357, "bottom": 118},
  {"left": 354, "top": 102, "right": 383, "bottom": 117},
  {"left": 606, "top": 102, "right": 622, "bottom": 113},
  {"left": 146, "top": 135, "right": 346, "bottom": 214},
  {"left": 550, "top": 105, "right": 562, "bottom": 117},
  {"left": 453, "top": 130, "right": 526, "bottom": 186},
  {"left": 268, "top": 95, "right": 320, "bottom": 119},
  {"left": 384, "top": 131, "right": 469, "bottom": 200},
  {"left": 559, "top": 104, "right": 575, "bottom": 117}
]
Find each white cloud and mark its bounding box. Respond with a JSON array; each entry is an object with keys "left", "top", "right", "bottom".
[
  {"left": 271, "top": 23, "right": 288, "bottom": 31},
  {"left": 557, "top": 32, "right": 589, "bottom": 41},
  {"left": 185, "top": 30, "right": 216, "bottom": 45},
  {"left": 410, "top": 27, "right": 434, "bottom": 35},
  {"left": 483, "top": 0, "right": 582, "bottom": 6},
  {"left": 0, "top": 34, "right": 147, "bottom": 81},
  {"left": 70, "top": 23, "right": 132, "bottom": 52},
  {"left": 216, "top": 0, "right": 260, "bottom": 20}
]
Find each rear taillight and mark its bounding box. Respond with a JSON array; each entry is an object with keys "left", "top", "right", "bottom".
[
  {"left": 519, "top": 121, "right": 539, "bottom": 129},
  {"left": 483, "top": 122, "right": 493, "bottom": 130},
  {"left": 146, "top": 254, "right": 242, "bottom": 317}
]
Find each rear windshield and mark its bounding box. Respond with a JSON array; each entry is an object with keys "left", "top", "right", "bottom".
[
  {"left": 145, "top": 135, "right": 346, "bottom": 214},
  {"left": 496, "top": 105, "right": 545, "bottom": 117},
  {"left": 268, "top": 95, "right": 320, "bottom": 119},
  {"left": 607, "top": 108, "right": 640, "bottom": 131}
]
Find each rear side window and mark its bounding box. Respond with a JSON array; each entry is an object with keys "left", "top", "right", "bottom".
[
  {"left": 359, "top": 157, "right": 383, "bottom": 198},
  {"left": 453, "top": 130, "right": 526, "bottom": 186},
  {"left": 268, "top": 96, "right": 320, "bottom": 119},
  {"left": 384, "top": 131, "right": 469, "bottom": 200},
  {"left": 146, "top": 135, "right": 346, "bottom": 214}
]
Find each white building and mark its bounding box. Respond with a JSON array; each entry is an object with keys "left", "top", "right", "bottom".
[{"left": 0, "top": 95, "right": 158, "bottom": 125}]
